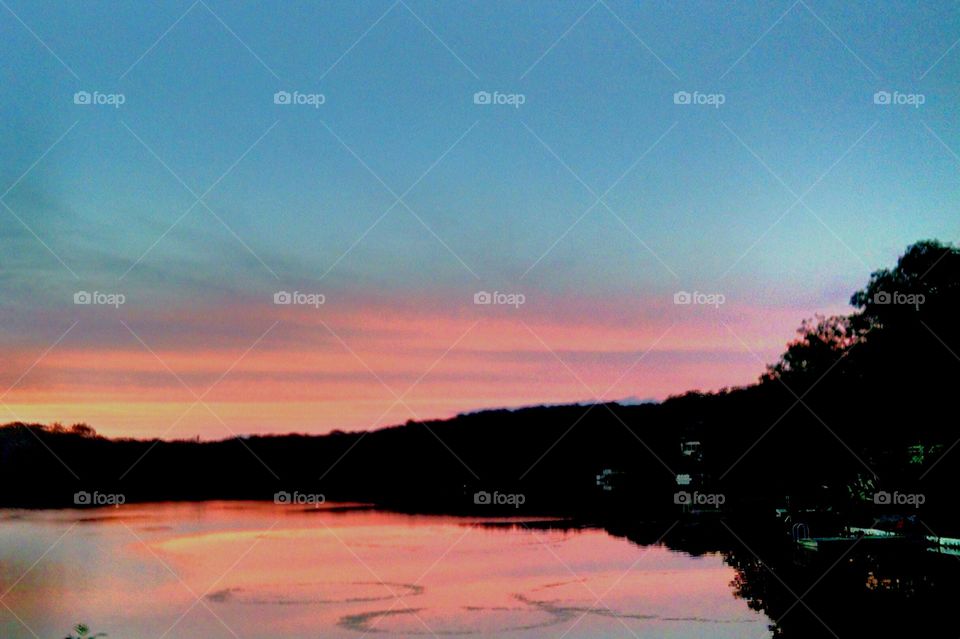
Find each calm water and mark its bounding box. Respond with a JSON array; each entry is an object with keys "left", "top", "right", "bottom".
[{"left": 0, "top": 502, "right": 771, "bottom": 638}]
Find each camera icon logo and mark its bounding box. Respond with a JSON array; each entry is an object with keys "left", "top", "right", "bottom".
[
  {"left": 673, "top": 91, "right": 691, "bottom": 105},
  {"left": 473, "top": 91, "right": 491, "bottom": 105},
  {"left": 474, "top": 491, "right": 491, "bottom": 505},
  {"left": 873, "top": 291, "right": 891, "bottom": 304},
  {"left": 673, "top": 491, "right": 692, "bottom": 505},
  {"left": 873, "top": 91, "right": 891, "bottom": 105},
  {"left": 74, "top": 491, "right": 92, "bottom": 505},
  {"left": 274, "top": 291, "right": 292, "bottom": 305},
  {"left": 274, "top": 91, "right": 292, "bottom": 105},
  {"left": 73, "top": 91, "right": 91, "bottom": 105},
  {"left": 874, "top": 490, "right": 891, "bottom": 505},
  {"left": 274, "top": 491, "right": 292, "bottom": 504},
  {"left": 74, "top": 291, "right": 92, "bottom": 304},
  {"left": 474, "top": 291, "right": 492, "bottom": 305},
  {"left": 673, "top": 291, "right": 692, "bottom": 305}
]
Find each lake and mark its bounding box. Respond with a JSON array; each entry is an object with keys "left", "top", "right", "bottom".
[{"left": 0, "top": 502, "right": 772, "bottom": 638}]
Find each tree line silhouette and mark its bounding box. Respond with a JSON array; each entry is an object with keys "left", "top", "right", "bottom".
[{"left": 2, "top": 240, "right": 958, "bottom": 527}]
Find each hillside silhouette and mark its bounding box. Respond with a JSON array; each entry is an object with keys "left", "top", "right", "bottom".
[{"left": 3, "top": 240, "right": 959, "bottom": 526}]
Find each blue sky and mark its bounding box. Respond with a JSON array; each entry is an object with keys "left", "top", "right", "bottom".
[{"left": 1, "top": 0, "right": 958, "bottom": 436}]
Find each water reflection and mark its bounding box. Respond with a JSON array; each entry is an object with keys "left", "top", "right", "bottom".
[
  {"left": 605, "top": 517, "right": 960, "bottom": 638},
  {"left": 723, "top": 539, "right": 960, "bottom": 636},
  {"left": 6, "top": 504, "right": 957, "bottom": 637},
  {"left": 0, "top": 502, "right": 768, "bottom": 638}
]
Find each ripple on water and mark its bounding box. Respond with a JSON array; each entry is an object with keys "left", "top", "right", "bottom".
[
  {"left": 205, "top": 581, "right": 424, "bottom": 605},
  {"left": 334, "top": 579, "right": 759, "bottom": 636}
]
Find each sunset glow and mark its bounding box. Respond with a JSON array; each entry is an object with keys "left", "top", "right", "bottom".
[
  {"left": 4, "top": 2, "right": 956, "bottom": 438},
  {"left": 1, "top": 295, "right": 848, "bottom": 436}
]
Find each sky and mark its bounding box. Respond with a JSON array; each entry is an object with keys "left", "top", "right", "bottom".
[{"left": 1, "top": 0, "right": 957, "bottom": 438}]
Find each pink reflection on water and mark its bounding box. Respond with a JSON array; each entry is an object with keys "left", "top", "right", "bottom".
[{"left": 0, "top": 502, "right": 771, "bottom": 638}]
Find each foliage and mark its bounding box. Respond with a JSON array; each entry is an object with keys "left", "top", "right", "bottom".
[{"left": 65, "top": 624, "right": 106, "bottom": 639}]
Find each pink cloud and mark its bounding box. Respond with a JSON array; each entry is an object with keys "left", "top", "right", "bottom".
[{"left": 0, "top": 292, "right": 846, "bottom": 437}]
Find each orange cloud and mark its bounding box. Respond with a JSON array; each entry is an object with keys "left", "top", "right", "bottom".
[{"left": 1, "top": 294, "right": 842, "bottom": 438}]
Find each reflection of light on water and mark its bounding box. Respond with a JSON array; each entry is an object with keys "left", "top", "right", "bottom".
[{"left": 0, "top": 503, "right": 773, "bottom": 639}]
